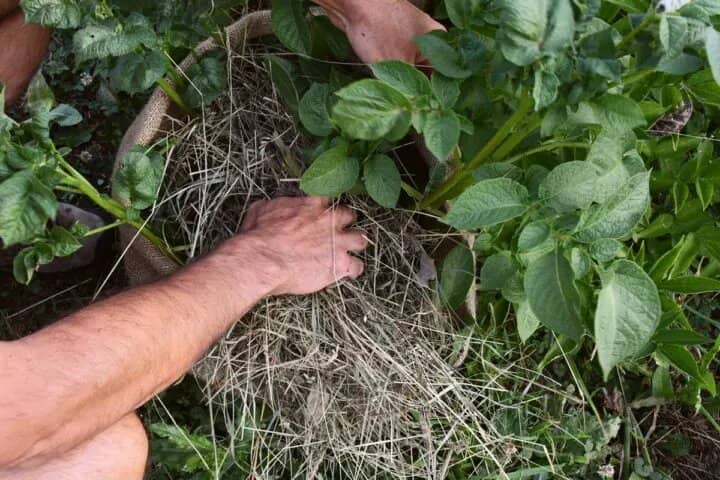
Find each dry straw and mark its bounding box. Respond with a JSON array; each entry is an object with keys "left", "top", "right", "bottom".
[{"left": 155, "top": 41, "right": 539, "bottom": 479}]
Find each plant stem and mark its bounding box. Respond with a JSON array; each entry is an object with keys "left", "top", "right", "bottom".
[
  {"left": 468, "top": 92, "right": 535, "bottom": 170},
  {"left": 700, "top": 405, "right": 720, "bottom": 435},
  {"left": 54, "top": 149, "right": 180, "bottom": 264},
  {"left": 617, "top": 10, "right": 657, "bottom": 52},
  {"left": 420, "top": 92, "right": 534, "bottom": 209},
  {"left": 401, "top": 181, "right": 423, "bottom": 201},
  {"left": 54, "top": 185, "right": 83, "bottom": 194},
  {"left": 490, "top": 116, "right": 542, "bottom": 162},
  {"left": 85, "top": 220, "right": 125, "bottom": 237},
  {"left": 504, "top": 142, "right": 590, "bottom": 164}
]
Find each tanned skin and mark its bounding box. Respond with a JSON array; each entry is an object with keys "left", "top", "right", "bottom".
[
  {"left": 313, "top": 0, "right": 444, "bottom": 64},
  {"left": 1, "top": 198, "right": 367, "bottom": 477},
  {"left": 0, "top": 1, "right": 50, "bottom": 105},
  {"left": 0, "top": 1, "right": 442, "bottom": 478}
]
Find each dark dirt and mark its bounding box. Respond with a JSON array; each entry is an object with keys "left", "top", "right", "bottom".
[
  {"left": 0, "top": 229, "right": 127, "bottom": 340},
  {"left": 650, "top": 406, "right": 720, "bottom": 480}
]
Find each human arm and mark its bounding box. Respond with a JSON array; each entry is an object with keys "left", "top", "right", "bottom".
[
  {"left": 0, "top": 3, "right": 50, "bottom": 105},
  {"left": 0, "top": 197, "right": 366, "bottom": 468},
  {"left": 310, "top": 0, "right": 444, "bottom": 64}
]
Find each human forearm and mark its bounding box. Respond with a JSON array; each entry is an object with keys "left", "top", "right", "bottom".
[{"left": 0, "top": 237, "right": 278, "bottom": 467}]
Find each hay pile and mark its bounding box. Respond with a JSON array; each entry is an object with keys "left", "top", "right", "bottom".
[{"left": 155, "top": 43, "right": 516, "bottom": 478}]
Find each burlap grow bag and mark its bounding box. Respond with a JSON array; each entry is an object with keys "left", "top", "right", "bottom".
[{"left": 113, "top": 10, "right": 273, "bottom": 286}]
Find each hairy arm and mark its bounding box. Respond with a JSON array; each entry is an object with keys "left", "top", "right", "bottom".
[
  {"left": 310, "top": 0, "right": 444, "bottom": 64},
  {"left": 0, "top": 197, "right": 366, "bottom": 468}
]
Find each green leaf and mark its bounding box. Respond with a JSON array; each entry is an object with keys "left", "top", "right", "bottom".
[
  {"left": 652, "top": 366, "right": 674, "bottom": 399},
  {"left": 686, "top": 69, "right": 720, "bottom": 106},
  {"left": 659, "top": 276, "right": 720, "bottom": 293},
  {"left": 271, "top": 0, "right": 312, "bottom": 54},
  {"left": 300, "top": 145, "right": 360, "bottom": 196},
  {"left": 313, "top": 15, "right": 351, "bottom": 60},
  {"left": 604, "top": 0, "right": 645, "bottom": 13},
  {"left": 268, "top": 56, "right": 301, "bottom": 115},
  {"left": 48, "top": 104, "right": 82, "bottom": 127},
  {"left": 539, "top": 161, "right": 599, "bottom": 212},
  {"left": 443, "top": 178, "right": 529, "bottom": 231},
  {"left": 570, "top": 247, "right": 592, "bottom": 279},
  {"left": 113, "top": 146, "right": 164, "bottom": 211},
  {"left": 370, "top": 61, "right": 431, "bottom": 98},
  {"left": 587, "top": 130, "right": 641, "bottom": 204},
  {"left": 533, "top": 67, "right": 561, "bottom": 110},
  {"left": 496, "top": 0, "right": 576, "bottom": 66},
  {"left": 568, "top": 95, "right": 647, "bottom": 132},
  {"left": 525, "top": 248, "right": 584, "bottom": 341},
  {"left": 654, "top": 329, "right": 710, "bottom": 346},
  {"left": 0, "top": 82, "right": 11, "bottom": 132},
  {"left": 573, "top": 172, "right": 650, "bottom": 243},
  {"left": 660, "top": 15, "right": 688, "bottom": 59},
  {"left": 423, "top": 111, "right": 460, "bottom": 161},
  {"left": 364, "top": 154, "right": 401, "bottom": 208},
  {"left": 650, "top": 235, "right": 697, "bottom": 282},
  {"left": 332, "top": 79, "right": 412, "bottom": 140},
  {"left": 46, "top": 225, "right": 82, "bottom": 257},
  {"left": 696, "top": 178, "right": 714, "bottom": 210},
  {"left": 589, "top": 238, "right": 624, "bottom": 262},
  {"left": 20, "top": 0, "right": 82, "bottom": 28},
  {"left": 595, "top": 260, "right": 661, "bottom": 379},
  {"left": 480, "top": 251, "right": 517, "bottom": 290},
  {"left": 182, "top": 56, "right": 226, "bottom": 110},
  {"left": 73, "top": 18, "right": 157, "bottom": 64},
  {"left": 415, "top": 31, "right": 472, "bottom": 79},
  {"left": 660, "top": 344, "right": 702, "bottom": 380},
  {"left": 705, "top": 27, "right": 720, "bottom": 85},
  {"left": 517, "top": 300, "right": 541, "bottom": 343},
  {"left": 445, "top": 0, "right": 485, "bottom": 28},
  {"left": 26, "top": 73, "right": 55, "bottom": 113},
  {"left": 13, "top": 244, "right": 53, "bottom": 284},
  {"left": 431, "top": 73, "right": 461, "bottom": 109},
  {"left": 518, "top": 221, "right": 550, "bottom": 251},
  {"left": 299, "top": 83, "right": 334, "bottom": 137},
  {"left": 0, "top": 170, "right": 57, "bottom": 247},
  {"left": 110, "top": 50, "right": 166, "bottom": 95},
  {"left": 440, "top": 244, "right": 474, "bottom": 309}
]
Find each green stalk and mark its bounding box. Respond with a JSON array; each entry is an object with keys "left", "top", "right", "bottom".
[
  {"left": 490, "top": 116, "right": 542, "bottom": 162},
  {"left": 420, "top": 92, "right": 534, "bottom": 209},
  {"left": 401, "top": 181, "right": 423, "bottom": 202},
  {"left": 55, "top": 150, "right": 180, "bottom": 264},
  {"left": 504, "top": 142, "right": 590, "bottom": 164},
  {"left": 85, "top": 220, "right": 125, "bottom": 237},
  {"left": 468, "top": 92, "right": 535, "bottom": 169},
  {"left": 617, "top": 9, "right": 658, "bottom": 52},
  {"left": 700, "top": 406, "right": 720, "bottom": 435}
]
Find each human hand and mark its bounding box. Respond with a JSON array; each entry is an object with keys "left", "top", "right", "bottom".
[
  {"left": 321, "top": 0, "right": 445, "bottom": 65},
  {"left": 232, "top": 196, "right": 368, "bottom": 296}
]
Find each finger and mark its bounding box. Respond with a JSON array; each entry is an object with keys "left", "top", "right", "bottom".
[
  {"left": 346, "top": 257, "right": 365, "bottom": 280},
  {"left": 331, "top": 206, "right": 358, "bottom": 228},
  {"left": 305, "top": 196, "right": 330, "bottom": 209},
  {"left": 338, "top": 231, "right": 369, "bottom": 253},
  {"left": 240, "top": 199, "right": 266, "bottom": 231}
]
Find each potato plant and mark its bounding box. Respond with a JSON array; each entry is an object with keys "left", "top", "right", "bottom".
[
  {"left": 0, "top": 76, "right": 173, "bottom": 284},
  {"left": 272, "top": 0, "right": 720, "bottom": 409},
  {"left": 19, "top": 0, "right": 233, "bottom": 110}
]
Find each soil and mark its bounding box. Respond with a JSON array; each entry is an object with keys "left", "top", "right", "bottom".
[
  {"left": 0, "top": 229, "right": 127, "bottom": 340},
  {"left": 650, "top": 406, "right": 720, "bottom": 480}
]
